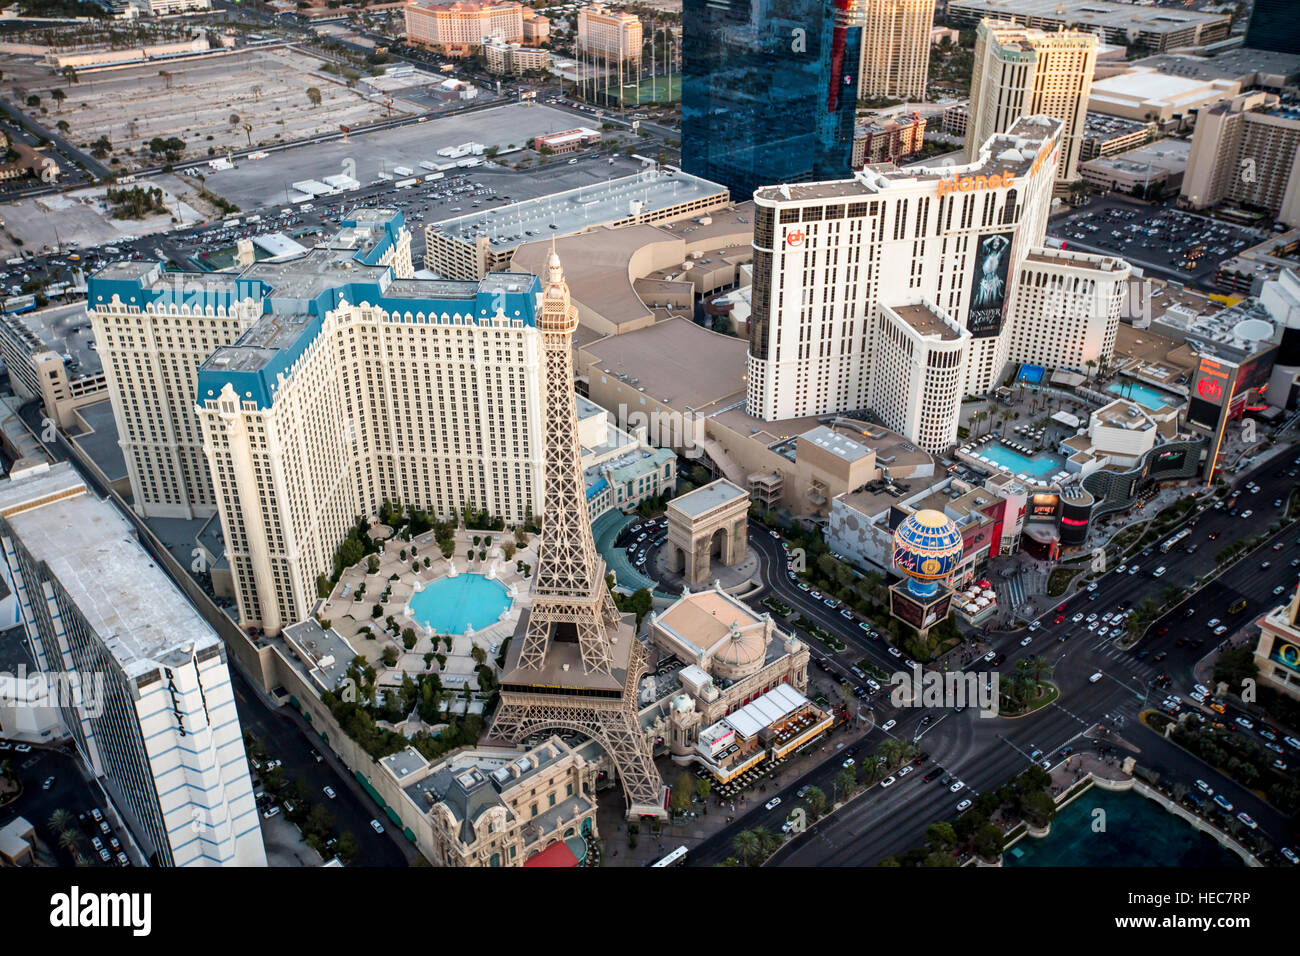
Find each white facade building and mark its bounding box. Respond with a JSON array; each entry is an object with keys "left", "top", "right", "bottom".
[
  {"left": 746, "top": 115, "right": 1062, "bottom": 435},
  {"left": 1006, "top": 248, "right": 1130, "bottom": 371},
  {"left": 88, "top": 210, "right": 546, "bottom": 635},
  {"left": 873, "top": 302, "right": 969, "bottom": 453},
  {"left": 967, "top": 20, "right": 1098, "bottom": 186},
  {"left": 0, "top": 462, "right": 265, "bottom": 867},
  {"left": 89, "top": 209, "right": 413, "bottom": 520}
]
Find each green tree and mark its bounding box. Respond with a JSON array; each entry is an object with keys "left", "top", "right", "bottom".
[
  {"left": 804, "top": 785, "right": 827, "bottom": 818},
  {"left": 307, "top": 86, "right": 322, "bottom": 107},
  {"left": 732, "top": 830, "right": 760, "bottom": 865},
  {"left": 925, "top": 821, "right": 957, "bottom": 849},
  {"left": 671, "top": 771, "right": 693, "bottom": 813},
  {"left": 334, "top": 831, "right": 359, "bottom": 863}
]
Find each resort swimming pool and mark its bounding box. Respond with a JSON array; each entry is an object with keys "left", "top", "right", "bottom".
[
  {"left": 408, "top": 574, "right": 511, "bottom": 635},
  {"left": 978, "top": 441, "right": 1064, "bottom": 479},
  {"left": 1106, "top": 379, "right": 1179, "bottom": 412}
]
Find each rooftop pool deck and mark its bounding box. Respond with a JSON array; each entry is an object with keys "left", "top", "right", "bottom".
[
  {"left": 408, "top": 573, "right": 512, "bottom": 635},
  {"left": 1106, "top": 378, "right": 1182, "bottom": 412}
]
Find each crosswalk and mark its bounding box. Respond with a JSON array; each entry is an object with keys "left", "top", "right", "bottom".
[{"left": 1091, "top": 638, "right": 1163, "bottom": 684}]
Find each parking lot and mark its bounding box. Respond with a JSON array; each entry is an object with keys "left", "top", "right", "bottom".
[
  {"left": 196, "top": 102, "right": 630, "bottom": 211},
  {"left": 1048, "top": 197, "right": 1265, "bottom": 287}
]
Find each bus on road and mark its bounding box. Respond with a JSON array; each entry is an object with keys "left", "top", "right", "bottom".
[
  {"left": 1160, "top": 528, "right": 1191, "bottom": 553},
  {"left": 650, "top": 845, "right": 688, "bottom": 867}
]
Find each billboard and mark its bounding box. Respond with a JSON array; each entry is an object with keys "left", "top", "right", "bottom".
[
  {"left": 1269, "top": 640, "right": 1300, "bottom": 675},
  {"left": 1236, "top": 346, "right": 1277, "bottom": 394},
  {"left": 1192, "top": 355, "right": 1233, "bottom": 408},
  {"left": 1059, "top": 499, "right": 1091, "bottom": 547},
  {"left": 1028, "top": 493, "right": 1060, "bottom": 520},
  {"left": 1149, "top": 447, "right": 1187, "bottom": 474},
  {"left": 960, "top": 520, "right": 998, "bottom": 560},
  {"left": 891, "top": 587, "right": 953, "bottom": 630},
  {"left": 967, "top": 231, "right": 1014, "bottom": 338}
]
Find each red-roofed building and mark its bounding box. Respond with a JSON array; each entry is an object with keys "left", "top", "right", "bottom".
[{"left": 523, "top": 841, "right": 579, "bottom": 867}]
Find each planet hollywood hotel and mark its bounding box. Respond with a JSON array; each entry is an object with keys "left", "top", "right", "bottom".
[{"left": 746, "top": 116, "right": 1062, "bottom": 453}]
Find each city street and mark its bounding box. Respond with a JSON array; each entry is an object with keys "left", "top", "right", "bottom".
[{"left": 684, "top": 452, "right": 1299, "bottom": 866}]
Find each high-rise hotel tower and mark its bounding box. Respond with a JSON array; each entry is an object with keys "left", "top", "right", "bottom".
[{"left": 746, "top": 116, "right": 1063, "bottom": 451}]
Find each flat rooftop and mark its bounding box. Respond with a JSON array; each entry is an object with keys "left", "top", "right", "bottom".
[
  {"left": 1133, "top": 49, "right": 1300, "bottom": 85},
  {"left": 668, "top": 479, "right": 747, "bottom": 518},
  {"left": 0, "top": 301, "right": 102, "bottom": 378},
  {"left": 1084, "top": 112, "right": 1154, "bottom": 138},
  {"left": 755, "top": 115, "right": 1062, "bottom": 202},
  {"left": 0, "top": 462, "right": 223, "bottom": 682},
  {"left": 431, "top": 168, "right": 729, "bottom": 251},
  {"left": 801, "top": 424, "right": 875, "bottom": 463},
  {"left": 890, "top": 302, "right": 961, "bottom": 341},
  {"left": 948, "top": 0, "right": 1229, "bottom": 34}
]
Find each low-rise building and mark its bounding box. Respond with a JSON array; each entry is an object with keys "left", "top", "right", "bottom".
[
  {"left": 379, "top": 737, "right": 598, "bottom": 866},
  {"left": 1080, "top": 112, "right": 1157, "bottom": 161},
  {"left": 424, "top": 169, "right": 730, "bottom": 280},
  {"left": 852, "top": 112, "right": 926, "bottom": 168},
  {"left": 941, "top": 103, "right": 968, "bottom": 138},
  {"left": 533, "top": 126, "right": 601, "bottom": 154},
  {"left": 1079, "top": 138, "right": 1190, "bottom": 198},
  {"left": 483, "top": 36, "right": 550, "bottom": 74},
  {"left": 1088, "top": 67, "right": 1240, "bottom": 124}
]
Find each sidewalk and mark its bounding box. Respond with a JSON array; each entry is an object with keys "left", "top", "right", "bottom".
[{"left": 601, "top": 721, "right": 862, "bottom": 866}]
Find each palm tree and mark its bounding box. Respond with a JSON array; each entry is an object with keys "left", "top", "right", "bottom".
[
  {"left": 1085, "top": 359, "right": 1097, "bottom": 383},
  {"left": 805, "top": 785, "right": 827, "bottom": 817},
  {"left": 1027, "top": 655, "right": 1053, "bottom": 689},
  {"left": 858, "top": 756, "right": 885, "bottom": 785},
  {"left": 835, "top": 767, "right": 857, "bottom": 800},
  {"left": 48, "top": 809, "right": 72, "bottom": 833},
  {"left": 752, "top": 826, "right": 778, "bottom": 858},
  {"left": 732, "top": 829, "right": 760, "bottom": 866},
  {"left": 58, "top": 830, "right": 80, "bottom": 855},
  {"left": 880, "top": 739, "right": 908, "bottom": 769}
]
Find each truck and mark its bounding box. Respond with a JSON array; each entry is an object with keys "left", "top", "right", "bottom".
[
  {"left": 246, "top": 214, "right": 262, "bottom": 224},
  {"left": 423, "top": 172, "right": 445, "bottom": 183},
  {"left": 456, "top": 157, "right": 483, "bottom": 168},
  {"left": 393, "top": 165, "right": 414, "bottom": 177},
  {"left": 395, "top": 178, "right": 417, "bottom": 189},
  {"left": 418, "top": 161, "right": 438, "bottom": 171},
  {"left": 248, "top": 151, "right": 269, "bottom": 160}
]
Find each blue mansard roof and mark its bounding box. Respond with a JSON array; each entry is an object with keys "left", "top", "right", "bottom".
[{"left": 86, "top": 209, "right": 543, "bottom": 410}]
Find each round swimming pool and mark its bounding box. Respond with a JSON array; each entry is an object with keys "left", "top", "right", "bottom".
[{"left": 408, "top": 574, "right": 512, "bottom": 635}]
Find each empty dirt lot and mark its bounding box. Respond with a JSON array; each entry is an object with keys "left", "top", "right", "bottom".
[{"left": 2, "top": 46, "right": 408, "bottom": 171}]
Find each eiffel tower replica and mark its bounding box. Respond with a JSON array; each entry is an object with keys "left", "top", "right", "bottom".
[{"left": 490, "top": 248, "right": 667, "bottom": 820}]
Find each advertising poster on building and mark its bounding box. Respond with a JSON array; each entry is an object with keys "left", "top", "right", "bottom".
[
  {"left": 1029, "top": 493, "right": 1060, "bottom": 519},
  {"left": 967, "top": 231, "right": 1014, "bottom": 338},
  {"left": 1148, "top": 448, "right": 1187, "bottom": 475}
]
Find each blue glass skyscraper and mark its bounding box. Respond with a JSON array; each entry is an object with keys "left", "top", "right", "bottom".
[
  {"left": 682, "top": 0, "right": 862, "bottom": 200},
  {"left": 1245, "top": 0, "right": 1300, "bottom": 55}
]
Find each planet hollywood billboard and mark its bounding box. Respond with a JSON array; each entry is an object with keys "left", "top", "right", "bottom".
[{"left": 967, "top": 231, "right": 1014, "bottom": 339}]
